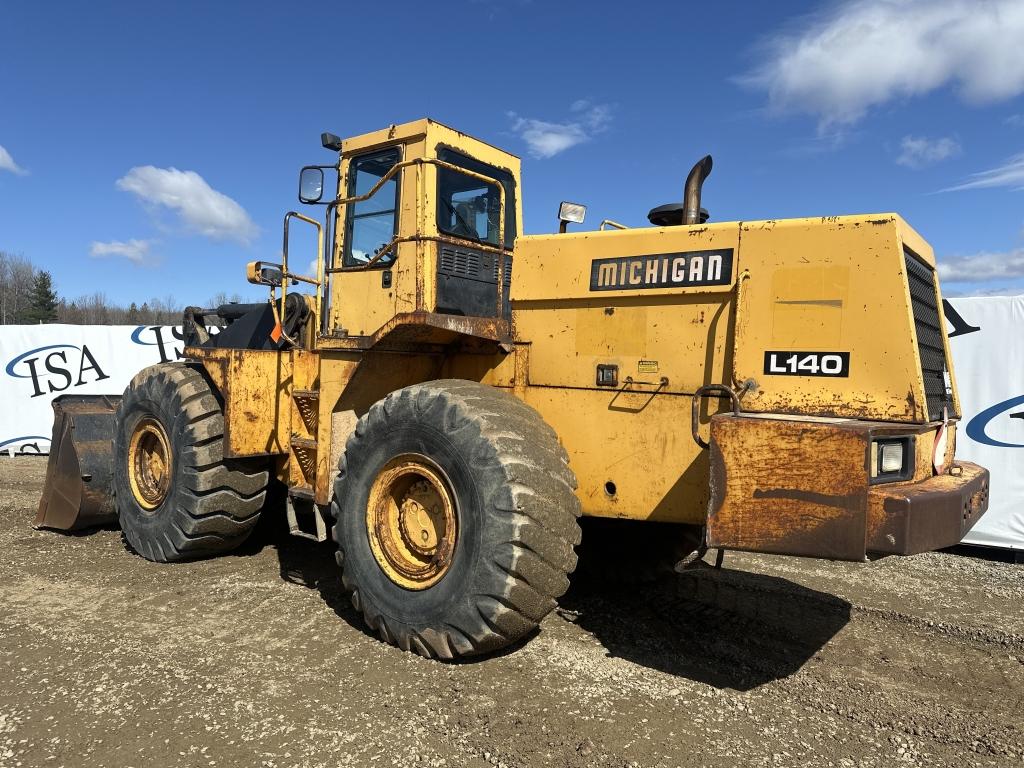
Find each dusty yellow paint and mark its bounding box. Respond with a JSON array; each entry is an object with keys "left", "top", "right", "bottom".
[
  {"left": 189, "top": 348, "right": 293, "bottom": 457},
  {"left": 730, "top": 216, "right": 930, "bottom": 422},
  {"left": 769, "top": 264, "right": 849, "bottom": 347},
  {"left": 182, "top": 119, "right": 977, "bottom": 547}
]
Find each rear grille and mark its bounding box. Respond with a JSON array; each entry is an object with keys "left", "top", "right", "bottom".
[{"left": 904, "top": 249, "right": 951, "bottom": 421}]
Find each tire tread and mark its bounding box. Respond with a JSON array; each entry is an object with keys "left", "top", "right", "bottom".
[
  {"left": 332, "top": 379, "right": 581, "bottom": 659},
  {"left": 115, "top": 362, "right": 268, "bottom": 563}
]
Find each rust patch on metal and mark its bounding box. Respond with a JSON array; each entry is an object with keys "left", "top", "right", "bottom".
[
  {"left": 708, "top": 414, "right": 990, "bottom": 561},
  {"left": 753, "top": 487, "right": 866, "bottom": 510},
  {"left": 706, "top": 414, "right": 871, "bottom": 560},
  {"left": 866, "top": 462, "right": 988, "bottom": 555},
  {"left": 320, "top": 312, "right": 510, "bottom": 352},
  {"left": 905, "top": 390, "right": 917, "bottom": 416}
]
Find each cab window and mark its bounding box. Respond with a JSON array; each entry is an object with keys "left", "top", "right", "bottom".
[
  {"left": 436, "top": 148, "right": 516, "bottom": 249},
  {"left": 344, "top": 147, "right": 400, "bottom": 267}
]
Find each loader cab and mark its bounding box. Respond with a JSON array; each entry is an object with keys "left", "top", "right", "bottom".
[{"left": 314, "top": 119, "right": 522, "bottom": 340}]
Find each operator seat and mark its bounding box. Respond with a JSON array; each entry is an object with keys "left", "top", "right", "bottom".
[{"left": 451, "top": 201, "right": 479, "bottom": 240}]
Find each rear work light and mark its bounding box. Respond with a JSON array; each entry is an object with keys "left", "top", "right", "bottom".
[{"left": 870, "top": 437, "right": 914, "bottom": 483}]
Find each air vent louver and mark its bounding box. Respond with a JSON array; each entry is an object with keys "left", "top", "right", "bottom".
[{"left": 904, "top": 249, "right": 952, "bottom": 421}]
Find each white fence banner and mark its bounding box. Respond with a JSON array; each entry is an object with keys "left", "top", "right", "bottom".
[
  {"left": 0, "top": 305, "right": 1021, "bottom": 549},
  {"left": 1, "top": 325, "right": 189, "bottom": 456},
  {"left": 944, "top": 297, "right": 1024, "bottom": 550}
]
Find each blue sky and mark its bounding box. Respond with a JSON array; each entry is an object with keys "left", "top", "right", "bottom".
[{"left": 1, "top": 0, "right": 1023, "bottom": 306}]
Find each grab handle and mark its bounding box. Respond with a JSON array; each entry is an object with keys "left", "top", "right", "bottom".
[{"left": 691, "top": 384, "right": 741, "bottom": 450}]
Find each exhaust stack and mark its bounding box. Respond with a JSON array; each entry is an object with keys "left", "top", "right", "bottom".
[
  {"left": 683, "top": 154, "right": 713, "bottom": 225},
  {"left": 646, "top": 155, "right": 713, "bottom": 227}
]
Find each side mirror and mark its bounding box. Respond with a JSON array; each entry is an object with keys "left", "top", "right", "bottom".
[{"left": 298, "top": 167, "right": 324, "bottom": 204}]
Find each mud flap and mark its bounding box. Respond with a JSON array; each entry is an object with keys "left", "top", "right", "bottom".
[{"left": 35, "top": 395, "right": 122, "bottom": 531}]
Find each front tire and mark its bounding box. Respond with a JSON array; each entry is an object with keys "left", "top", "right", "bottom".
[
  {"left": 114, "top": 363, "right": 269, "bottom": 562},
  {"left": 332, "top": 380, "right": 581, "bottom": 659}
]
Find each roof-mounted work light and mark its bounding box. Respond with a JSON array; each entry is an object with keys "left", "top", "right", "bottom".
[
  {"left": 321, "top": 132, "right": 343, "bottom": 152},
  {"left": 558, "top": 201, "right": 587, "bottom": 233}
]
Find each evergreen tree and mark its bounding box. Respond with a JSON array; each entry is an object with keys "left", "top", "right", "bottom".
[
  {"left": 128, "top": 301, "right": 140, "bottom": 322},
  {"left": 18, "top": 270, "right": 59, "bottom": 324}
]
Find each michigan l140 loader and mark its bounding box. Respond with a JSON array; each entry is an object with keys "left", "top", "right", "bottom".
[{"left": 36, "top": 119, "right": 989, "bottom": 658}]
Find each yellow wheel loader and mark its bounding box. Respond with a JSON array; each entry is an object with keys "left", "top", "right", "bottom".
[{"left": 36, "top": 119, "right": 989, "bottom": 658}]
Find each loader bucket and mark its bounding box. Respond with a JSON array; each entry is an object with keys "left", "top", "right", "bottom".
[{"left": 35, "top": 394, "right": 122, "bottom": 531}]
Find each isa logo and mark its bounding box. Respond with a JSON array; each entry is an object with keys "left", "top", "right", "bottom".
[
  {"left": 966, "top": 395, "right": 1024, "bottom": 449},
  {"left": 944, "top": 299, "right": 1024, "bottom": 448},
  {"left": 0, "top": 435, "right": 50, "bottom": 455},
  {"left": 130, "top": 325, "right": 216, "bottom": 362},
  {"left": 5, "top": 343, "right": 110, "bottom": 398},
  {"left": 130, "top": 325, "right": 187, "bottom": 363}
]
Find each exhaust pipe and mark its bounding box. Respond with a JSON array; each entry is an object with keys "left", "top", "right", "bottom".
[{"left": 683, "top": 155, "right": 713, "bottom": 225}]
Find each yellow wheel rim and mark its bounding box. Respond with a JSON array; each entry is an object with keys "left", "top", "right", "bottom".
[
  {"left": 366, "top": 454, "right": 458, "bottom": 590},
  {"left": 128, "top": 416, "right": 172, "bottom": 511}
]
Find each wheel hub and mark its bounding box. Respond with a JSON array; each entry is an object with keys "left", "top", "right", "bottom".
[
  {"left": 398, "top": 480, "right": 445, "bottom": 555},
  {"left": 366, "top": 455, "right": 457, "bottom": 590},
  {"left": 127, "top": 416, "right": 172, "bottom": 511}
]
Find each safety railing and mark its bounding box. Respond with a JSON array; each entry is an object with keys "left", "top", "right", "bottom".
[{"left": 278, "top": 211, "right": 324, "bottom": 346}]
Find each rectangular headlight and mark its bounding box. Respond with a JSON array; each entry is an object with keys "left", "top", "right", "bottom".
[
  {"left": 879, "top": 442, "right": 903, "bottom": 473},
  {"left": 870, "top": 437, "right": 912, "bottom": 482}
]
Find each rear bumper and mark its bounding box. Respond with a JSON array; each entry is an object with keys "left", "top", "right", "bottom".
[
  {"left": 866, "top": 461, "right": 989, "bottom": 556},
  {"left": 706, "top": 414, "right": 990, "bottom": 561}
]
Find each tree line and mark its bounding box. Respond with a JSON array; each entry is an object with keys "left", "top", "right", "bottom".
[{"left": 0, "top": 251, "right": 241, "bottom": 325}]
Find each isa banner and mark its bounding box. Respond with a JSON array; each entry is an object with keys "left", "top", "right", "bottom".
[
  {"left": 945, "top": 297, "right": 1024, "bottom": 551},
  {"left": 0, "top": 325, "right": 190, "bottom": 456}
]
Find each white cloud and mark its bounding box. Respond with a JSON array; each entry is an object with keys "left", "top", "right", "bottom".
[
  {"left": 89, "top": 239, "right": 155, "bottom": 265},
  {"left": 508, "top": 101, "right": 613, "bottom": 159},
  {"left": 741, "top": 0, "right": 1024, "bottom": 129},
  {"left": 0, "top": 144, "right": 27, "bottom": 176},
  {"left": 938, "top": 249, "right": 1024, "bottom": 282},
  {"left": 1007, "top": 114, "right": 1024, "bottom": 128},
  {"left": 896, "top": 135, "right": 961, "bottom": 168},
  {"left": 116, "top": 166, "right": 258, "bottom": 244},
  {"left": 942, "top": 153, "right": 1024, "bottom": 192},
  {"left": 944, "top": 284, "right": 1024, "bottom": 297}
]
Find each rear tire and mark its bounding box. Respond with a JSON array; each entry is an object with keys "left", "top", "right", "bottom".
[
  {"left": 114, "top": 363, "right": 269, "bottom": 562},
  {"left": 332, "top": 380, "right": 581, "bottom": 659}
]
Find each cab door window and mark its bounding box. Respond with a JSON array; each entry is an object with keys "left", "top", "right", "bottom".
[
  {"left": 344, "top": 147, "right": 401, "bottom": 267},
  {"left": 436, "top": 148, "right": 516, "bottom": 249}
]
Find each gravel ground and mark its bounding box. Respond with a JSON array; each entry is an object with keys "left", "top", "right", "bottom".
[{"left": 0, "top": 455, "right": 1021, "bottom": 768}]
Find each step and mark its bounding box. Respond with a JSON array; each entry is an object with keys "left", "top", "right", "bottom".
[
  {"left": 288, "top": 484, "right": 315, "bottom": 500},
  {"left": 286, "top": 488, "right": 328, "bottom": 542},
  {"left": 292, "top": 390, "right": 321, "bottom": 433}
]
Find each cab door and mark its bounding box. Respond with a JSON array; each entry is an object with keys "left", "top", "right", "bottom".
[{"left": 330, "top": 146, "right": 405, "bottom": 337}]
